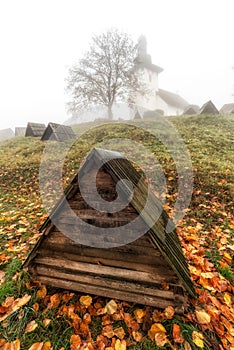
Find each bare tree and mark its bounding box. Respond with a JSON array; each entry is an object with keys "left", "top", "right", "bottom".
[{"left": 66, "top": 29, "right": 142, "bottom": 120}]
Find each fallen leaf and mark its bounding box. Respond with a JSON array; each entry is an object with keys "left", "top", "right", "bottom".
[
  {"left": 154, "top": 332, "right": 168, "bottom": 347},
  {"left": 115, "top": 339, "right": 126, "bottom": 350},
  {"left": 163, "top": 306, "right": 175, "bottom": 319},
  {"left": 25, "top": 320, "right": 38, "bottom": 333},
  {"left": 28, "top": 342, "right": 44, "bottom": 350},
  {"left": 184, "top": 340, "right": 192, "bottom": 350},
  {"left": 104, "top": 300, "right": 118, "bottom": 315},
  {"left": 134, "top": 309, "right": 145, "bottom": 323},
  {"left": 192, "top": 331, "right": 204, "bottom": 348},
  {"left": 114, "top": 327, "right": 125, "bottom": 339},
  {"left": 80, "top": 295, "right": 92, "bottom": 308},
  {"left": 132, "top": 331, "right": 143, "bottom": 342},
  {"left": 173, "top": 324, "right": 184, "bottom": 343},
  {"left": 148, "top": 323, "right": 166, "bottom": 340},
  {"left": 195, "top": 310, "right": 211, "bottom": 325},
  {"left": 70, "top": 334, "right": 82, "bottom": 350},
  {"left": 49, "top": 293, "right": 60, "bottom": 309},
  {"left": 43, "top": 318, "right": 51, "bottom": 327},
  {"left": 36, "top": 286, "right": 47, "bottom": 300},
  {"left": 42, "top": 342, "right": 51, "bottom": 350}
]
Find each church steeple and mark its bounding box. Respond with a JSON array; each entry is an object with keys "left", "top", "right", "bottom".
[
  {"left": 135, "top": 35, "right": 152, "bottom": 65},
  {"left": 134, "top": 35, "right": 163, "bottom": 73}
]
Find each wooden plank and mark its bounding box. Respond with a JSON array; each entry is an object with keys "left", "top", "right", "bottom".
[
  {"left": 36, "top": 265, "right": 182, "bottom": 300},
  {"left": 37, "top": 274, "right": 186, "bottom": 310},
  {"left": 42, "top": 230, "right": 158, "bottom": 254},
  {"left": 38, "top": 241, "right": 168, "bottom": 267},
  {"left": 37, "top": 248, "right": 174, "bottom": 275},
  {"left": 34, "top": 257, "right": 178, "bottom": 283}
]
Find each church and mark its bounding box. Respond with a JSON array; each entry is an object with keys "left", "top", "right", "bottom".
[{"left": 133, "top": 36, "right": 189, "bottom": 117}]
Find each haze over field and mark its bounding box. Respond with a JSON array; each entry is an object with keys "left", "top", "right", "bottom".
[{"left": 0, "top": 0, "right": 234, "bottom": 130}]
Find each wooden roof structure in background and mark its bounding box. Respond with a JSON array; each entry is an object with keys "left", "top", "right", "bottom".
[
  {"left": 25, "top": 122, "right": 46, "bottom": 137},
  {"left": 220, "top": 103, "right": 234, "bottom": 114},
  {"left": 15, "top": 127, "right": 26, "bottom": 136},
  {"left": 0, "top": 128, "right": 14, "bottom": 142},
  {"left": 24, "top": 148, "right": 195, "bottom": 310},
  {"left": 41, "top": 123, "right": 76, "bottom": 142},
  {"left": 199, "top": 100, "right": 219, "bottom": 114},
  {"left": 183, "top": 105, "right": 200, "bottom": 115}
]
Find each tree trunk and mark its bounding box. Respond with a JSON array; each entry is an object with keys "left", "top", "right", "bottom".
[{"left": 108, "top": 104, "right": 113, "bottom": 120}]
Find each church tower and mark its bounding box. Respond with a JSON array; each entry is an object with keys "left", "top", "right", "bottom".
[{"left": 134, "top": 36, "right": 163, "bottom": 111}]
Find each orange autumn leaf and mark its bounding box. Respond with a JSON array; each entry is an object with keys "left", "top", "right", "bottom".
[
  {"left": 114, "top": 327, "right": 125, "bottom": 340},
  {"left": 173, "top": 324, "right": 184, "bottom": 343},
  {"left": 0, "top": 294, "right": 31, "bottom": 322},
  {"left": 3, "top": 339, "right": 20, "bottom": 350},
  {"left": 102, "top": 325, "right": 115, "bottom": 338},
  {"left": 79, "top": 295, "right": 92, "bottom": 308},
  {"left": 42, "top": 342, "right": 51, "bottom": 350},
  {"left": 70, "top": 334, "right": 82, "bottom": 350},
  {"left": 43, "top": 318, "right": 51, "bottom": 327},
  {"left": 25, "top": 320, "right": 38, "bottom": 333},
  {"left": 79, "top": 321, "right": 90, "bottom": 338},
  {"left": 132, "top": 331, "right": 143, "bottom": 342},
  {"left": 28, "top": 342, "right": 44, "bottom": 350},
  {"left": 163, "top": 306, "right": 175, "bottom": 320},
  {"left": 36, "top": 286, "right": 47, "bottom": 300},
  {"left": 49, "top": 293, "right": 60, "bottom": 309}
]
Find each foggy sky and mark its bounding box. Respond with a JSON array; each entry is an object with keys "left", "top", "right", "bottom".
[{"left": 0, "top": 0, "right": 233, "bottom": 130}]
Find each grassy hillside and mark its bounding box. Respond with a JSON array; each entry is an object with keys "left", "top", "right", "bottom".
[{"left": 0, "top": 114, "right": 233, "bottom": 349}]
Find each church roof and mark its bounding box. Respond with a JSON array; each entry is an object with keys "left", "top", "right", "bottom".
[{"left": 158, "top": 89, "right": 189, "bottom": 110}]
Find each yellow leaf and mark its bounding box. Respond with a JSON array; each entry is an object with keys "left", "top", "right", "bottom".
[
  {"left": 148, "top": 323, "right": 166, "bottom": 340},
  {"left": 134, "top": 309, "right": 145, "bottom": 323},
  {"left": 28, "top": 342, "right": 44, "bottom": 350},
  {"left": 192, "top": 331, "right": 204, "bottom": 348},
  {"left": 36, "top": 286, "right": 47, "bottom": 300},
  {"left": 195, "top": 310, "right": 211, "bottom": 325},
  {"left": 115, "top": 339, "right": 126, "bottom": 350},
  {"left": 104, "top": 299, "right": 118, "bottom": 315},
  {"left": 79, "top": 295, "right": 92, "bottom": 308},
  {"left": 25, "top": 320, "right": 38, "bottom": 333},
  {"left": 223, "top": 292, "right": 232, "bottom": 306}
]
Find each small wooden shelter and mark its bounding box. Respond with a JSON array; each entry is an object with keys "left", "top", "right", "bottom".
[
  {"left": 183, "top": 105, "right": 199, "bottom": 115},
  {"left": 0, "top": 128, "right": 14, "bottom": 142},
  {"left": 15, "top": 127, "right": 26, "bottom": 136},
  {"left": 199, "top": 100, "right": 219, "bottom": 114},
  {"left": 220, "top": 103, "right": 234, "bottom": 114},
  {"left": 41, "top": 122, "right": 76, "bottom": 142},
  {"left": 24, "top": 148, "right": 195, "bottom": 311},
  {"left": 25, "top": 122, "right": 46, "bottom": 137}
]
